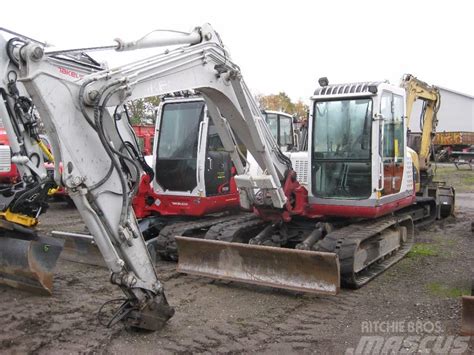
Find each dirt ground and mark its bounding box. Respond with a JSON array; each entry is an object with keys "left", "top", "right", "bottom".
[{"left": 1, "top": 165, "right": 474, "bottom": 354}]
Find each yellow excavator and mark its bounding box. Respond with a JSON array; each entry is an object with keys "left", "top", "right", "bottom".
[
  {"left": 402, "top": 74, "right": 474, "bottom": 336},
  {"left": 403, "top": 74, "right": 454, "bottom": 219}
]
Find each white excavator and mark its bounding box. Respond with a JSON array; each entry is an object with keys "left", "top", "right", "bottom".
[
  {"left": 0, "top": 24, "right": 303, "bottom": 331},
  {"left": 0, "top": 24, "right": 454, "bottom": 332},
  {"left": 57, "top": 93, "right": 299, "bottom": 265}
]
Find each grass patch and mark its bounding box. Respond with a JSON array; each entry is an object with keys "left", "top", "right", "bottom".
[
  {"left": 407, "top": 243, "right": 438, "bottom": 258},
  {"left": 462, "top": 175, "right": 474, "bottom": 185},
  {"left": 433, "top": 164, "right": 474, "bottom": 192},
  {"left": 433, "top": 235, "right": 457, "bottom": 247},
  {"left": 426, "top": 282, "right": 470, "bottom": 298}
]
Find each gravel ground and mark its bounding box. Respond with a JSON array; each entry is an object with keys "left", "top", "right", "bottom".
[{"left": 0, "top": 188, "right": 473, "bottom": 354}]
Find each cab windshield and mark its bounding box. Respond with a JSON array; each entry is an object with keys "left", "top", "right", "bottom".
[
  {"left": 313, "top": 99, "right": 372, "bottom": 160},
  {"left": 312, "top": 98, "right": 373, "bottom": 199}
]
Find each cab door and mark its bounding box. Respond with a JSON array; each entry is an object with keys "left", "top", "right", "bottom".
[
  {"left": 155, "top": 101, "right": 204, "bottom": 192},
  {"left": 381, "top": 92, "right": 405, "bottom": 195},
  {"left": 204, "top": 117, "right": 233, "bottom": 196},
  {"left": 263, "top": 112, "right": 295, "bottom": 151}
]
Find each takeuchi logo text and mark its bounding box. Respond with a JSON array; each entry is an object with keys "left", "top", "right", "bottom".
[{"left": 58, "top": 67, "right": 83, "bottom": 79}]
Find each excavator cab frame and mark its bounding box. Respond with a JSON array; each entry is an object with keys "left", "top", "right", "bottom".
[
  {"left": 143, "top": 95, "right": 240, "bottom": 217},
  {"left": 305, "top": 82, "right": 415, "bottom": 219}
]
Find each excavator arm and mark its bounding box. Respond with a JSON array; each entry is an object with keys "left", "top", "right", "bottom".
[
  {"left": 4, "top": 23, "right": 306, "bottom": 330},
  {"left": 401, "top": 73, "right": 441, "bottom": 171},
  {"left": 0, "top": 30, "right": 176, "bottom": 330},
  {"left": 21, "top": 24, "right": 294, "bottom": 213}
]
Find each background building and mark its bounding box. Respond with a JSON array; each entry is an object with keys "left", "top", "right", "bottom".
[{"left": 409, "top": 86, "right": 474, "bottom": 133}]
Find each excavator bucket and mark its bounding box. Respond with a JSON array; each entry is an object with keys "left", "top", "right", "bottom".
[
  {"left": 175, "top": 236, "right": 340, "bottom": 295},
  {"left": 0, "top": 233, "right": 64, "bottom": 295},
  {"left": 461, "top": 296, "right": 474, "bottom": 335}
]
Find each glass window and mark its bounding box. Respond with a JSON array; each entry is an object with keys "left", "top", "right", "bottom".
[
  {"left": 381, "top": 92, "right": 394, "bottom": 159},
  {"left": 207, "top": 118, "right": 225, "bottom": 152},
  {"left": 312, "top": 98, "right": 372, "bottom": 199},
  {"left": 380, "top": 92, "right": 392, "bottom": 120},
  {"left": 279, "top": 115, "right": 293, "bottom": 146},
  {"left": 155, "top": 101, "right": 204, "bottom": 192},
  {"left": 312, "top": 161, "right": 372, "bottom": 199},
  {"left": 393, "top": 95, "right": 404, "bottom": 161},
  {"left": 313, "top": 99, "right": 372, "bottom": 160},
  {"left": 157, "top": 102, "right": 204, "bottom": 159},
  {"left": 137, "top": 137, "right": 145, "bottom": 153},
  {"left": 264, "top": 113, "right": 278, "bottom": 143}
]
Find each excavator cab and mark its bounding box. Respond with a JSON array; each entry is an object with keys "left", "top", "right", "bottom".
[
  {"left": 146, "top": 95, "right": 240, "bottom": 217},
  {"left": 262, "top": 111, "right": 297, "bottom": 152},
  {"left": 307, "top": 82, "right": 415, "bottom": 219},
  {"left": 137, "top": 96, "right": 299, "bottom": 219}
]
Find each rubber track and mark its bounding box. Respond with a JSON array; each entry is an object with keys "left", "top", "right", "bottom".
[
  {"left": 205, "top": 214, "right": 268, "bottom": 242},
  {"left": 154, "top": 214, "right": 248, "bottom": 261},
  {"left": 316, "top": 215, "right": 414, "bottom": 288}
]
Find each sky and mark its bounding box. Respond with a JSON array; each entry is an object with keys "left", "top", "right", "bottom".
[{"left": 1, "top": 0, "right": 473, "bottom": 103}]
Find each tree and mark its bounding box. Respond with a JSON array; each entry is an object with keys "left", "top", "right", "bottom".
[
  {"left": 293, "top": 99, "right": 309, "bottom": 121},
  {"left": 256, "top": 92, "right": 309, "bottom": 121},
  {"left": 127, "top": 96, "right": 161, "bottom": 125}
]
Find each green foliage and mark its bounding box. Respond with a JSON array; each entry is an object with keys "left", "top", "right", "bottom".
[
  {"left": 126, "top": 96, "right": 161, "bottom": 125},
  {"left": 463, "top": 175, "right": 474, "bottom": 185},
  {"left": 407, "top": 243, "right": 438, "bottom": 258},
  {"left": 426, "top": 282, "right": 470, "bottom": 298},
  {"left": 256, "top": 92, "right": 309, "bottom": 120},
  {"left": 434, "top": 165, "right": 474, "bottom": 193}
]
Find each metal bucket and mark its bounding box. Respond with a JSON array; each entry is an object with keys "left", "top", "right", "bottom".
[
  {"left": 175, "top": 236, "right": 340, "bottom": 295},
  {"left": 0, "top": 233, "right": 64, "bottom": 295}
]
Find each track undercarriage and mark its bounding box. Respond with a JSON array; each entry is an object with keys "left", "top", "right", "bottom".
[
  {"left": 173, "top": 194, "right": 453, "bottom": 294},
  {"left": 56, "top": 193, "right": 453, "bottom": 295}
]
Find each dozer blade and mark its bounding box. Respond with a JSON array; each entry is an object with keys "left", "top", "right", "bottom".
[
  {"left": 175, "top": 236, "right": 340, "bottom": 295},
  {"left": 0, "top": 233, "right": 64, "bottom": 295},
  {"left": 461, "top": 296, "right": 474, "bottom": 335},
  {"left": 52, "top": 231, "right": 105, "bottom": 267},
  {"left": 52, "top": 230, "right": 157, "bottom": 267}
]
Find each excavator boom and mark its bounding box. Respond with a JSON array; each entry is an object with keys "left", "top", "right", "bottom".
[{"left": 0, "top": 31, "right": 65, "bottom": 294}]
